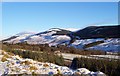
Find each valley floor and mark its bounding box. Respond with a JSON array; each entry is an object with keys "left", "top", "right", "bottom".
[{"left": 62, "top": 53, "right": 120, "bottom": 61}]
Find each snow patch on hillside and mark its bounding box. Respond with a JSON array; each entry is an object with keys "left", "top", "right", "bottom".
[
  {"left": 71, "top": 38, "right": 120, "bottom": 52},
  {"left": 0, "top": 50, "right": 106, "bottom": 75}
]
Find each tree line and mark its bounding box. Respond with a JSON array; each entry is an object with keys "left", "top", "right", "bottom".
[
  {"left": 71, "top": 57, "right": 120, "bottom": 76},
  {"left": 2, "top": 42, "right": 106, "bottom": 55}
]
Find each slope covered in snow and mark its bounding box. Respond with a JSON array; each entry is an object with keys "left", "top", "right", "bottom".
[
  {"left": 87, "top": 38, "right": 120, "bottom": 52},
  {"left": 70, "top": 38, "right": 120, "bottom": 52},
  {"left": 3, "top": 28, "right": 71, "bottom": 46},
  {"left": 2, "top": 26, "right": 120, "bottom": 52},
  {"left": 3, "top": 32, "right": 36, "bottom": 44}
]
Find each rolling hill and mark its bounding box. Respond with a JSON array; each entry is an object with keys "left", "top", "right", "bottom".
[{"left": 2, "top": 25, "right": 120, "bottom": 52}]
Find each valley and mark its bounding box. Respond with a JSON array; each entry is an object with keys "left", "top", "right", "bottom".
[{"left": 1, "top": 41, "right": 120, "bottom": 76}]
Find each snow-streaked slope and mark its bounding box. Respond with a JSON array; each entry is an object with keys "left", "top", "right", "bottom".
[
  {"left": 26, "top": 29, "right": 71, "bottom": 46},
  {"left": 71, "top": 38, "right": 120, "bottom": 52},
  {"left": 4, "top": 28, "right": 71, "bottom": 46},
  {"left": 4, "top": 32, "right": 36, "bottom": 44},
  {"left": 87, "top": 38, "right": 120, "bottom": 52},
  {"left": 49, "top": 35, "right": 71, "bottom": 46},
  {"left": 70, "top": 38, "right": 105, "bottom": 49}
]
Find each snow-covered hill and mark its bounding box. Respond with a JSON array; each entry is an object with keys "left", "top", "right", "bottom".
[
  {"left": 3, "top": 28, "right": 71, "bottom": 46},
  {"left": 2, "top": 27, "right": 120, "bottom": 52},
  {"left": 3, "top": 31, "right": 36, "bottom": 44}
]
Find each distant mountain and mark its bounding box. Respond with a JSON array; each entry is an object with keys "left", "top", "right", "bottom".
[
  {"left": 2, "top": 32, "right": 35, "bottom": 42},
  {"left": 36, "top": 28, "right": 71, "bottom": 36},
  {"left": 2, "top": 25, "right": 120, "bottom": 52},
  {"left": 3, "top": 28, "right": 71, "bottom": 46},
  {"left": 72, "top": 25, "right": 120, "bottom": 39}
]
